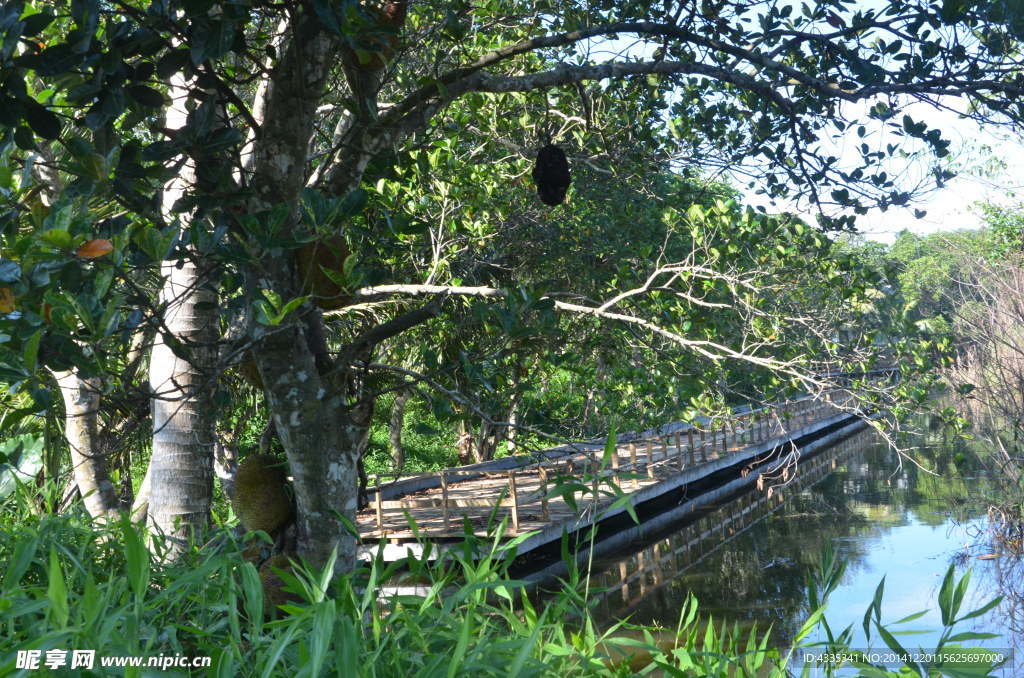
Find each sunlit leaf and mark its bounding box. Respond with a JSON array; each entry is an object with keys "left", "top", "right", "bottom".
[
  {"left": 75, "top": 238, "right": 114, "bottom": 259},
  {"left": 0, "top": 288, "right": 14, "bottom": 313}
]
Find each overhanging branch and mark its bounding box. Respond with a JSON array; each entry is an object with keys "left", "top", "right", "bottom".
[{"left": 346, "top": 283, "right": 819, "bottom": 384}]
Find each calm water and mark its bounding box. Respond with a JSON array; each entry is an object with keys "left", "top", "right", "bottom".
[{"left": 588, "top": 424, "right": 1022, "bottom": 674}]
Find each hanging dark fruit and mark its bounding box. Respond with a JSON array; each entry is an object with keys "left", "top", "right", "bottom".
[{"left": 532, "top": 144, "right": 571, "bottom": 206}]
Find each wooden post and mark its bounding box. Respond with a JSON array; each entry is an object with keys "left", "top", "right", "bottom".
[
  {"left": 507, "top": 471, "right": 519, "bottom": 531},
  {"left": 674, "top": 431, "right": 683, "bottom": 468},
  {"left": 374, "top": 474, "right": 383, "bottom": 536},
  {"left": 721, "top": 422, "right": 727, "bottom": 454},
  {"left": 646, "top": 440, "right": 656, "bottom": 478},
  {"left": 630, "top": 442, "right": 638, "bottom": 487},
  {"left": 441, "top": 471, "right": 449, "bottom": 532},
  {"left": 539, "top": 466, "right": 550, "bottom": 521},
  {"left": 611, "top": 445, "right": 620, "bottom": 472},
  {"left": 661, "top": 437, "right": 670, "bottom": 466},
  {"left": 688, "top": 429, "right": 696, "bottom": 465},
  {"left": 591, "top": 458, "right": 599, "bottom": 503},
  {"left": 619, "top": 561, "right": 629, "bottom": 603},
  {"left": 652, "top": 541, "right": 663, "bottom": 585}
]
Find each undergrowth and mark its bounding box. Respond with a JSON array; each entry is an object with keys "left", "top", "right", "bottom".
[{"left": 0, "top": 486, "right": 1008, "bottom": 678}]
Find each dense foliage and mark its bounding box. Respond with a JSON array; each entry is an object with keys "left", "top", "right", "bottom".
[
  {"left": 4, "top": 0, "right": 1024, "bottom": 570},
  {"left": 0, "top": 485, "right": 1005, "bottom": 677}
]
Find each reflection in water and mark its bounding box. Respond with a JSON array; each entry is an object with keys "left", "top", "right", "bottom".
[{"left": 588, "top": 425, "right": 1021, "bottom": 668}]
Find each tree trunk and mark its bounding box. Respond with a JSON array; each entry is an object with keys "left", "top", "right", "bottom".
[
  {"left": 476, "top": 418, "right": 500, "bottom": 462},
  {"left": 132, "top": 464, "right": 151, "bottom": 523},
  {"left": 145, "top": 66, "right": 221, "bottom": 555},
  {"left": 389, "top": 389, "right": 411, "bottom": 469},
  {"left": 53, "top": 370, "right": 119, "bottom": 519},
  {"left": 214, "top": 434, "right": 240, "bottom": 500},
  {"left": 456, "top": 419, "right": 474, "bottom": 465},
  {"left": 251, "top": 319, "right": 367, "bottom": 572},
  {"left": 147, "top": 257, "right": 218, "bottom": 554},
  {"left": 506, "top": 399, "right": 519, "bottom": 455}
]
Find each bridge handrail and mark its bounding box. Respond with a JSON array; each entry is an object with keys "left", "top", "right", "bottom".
[{"left": 364, "top": 389, "right": 862, "bottom": 536}]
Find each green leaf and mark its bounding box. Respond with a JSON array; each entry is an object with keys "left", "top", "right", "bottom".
[
  {"left": 122, "top": 516, "right": 150, "bottom": 600},
  {"left": 26, "top": 104, "right": 62, "bottom": 139},
  {"left": 955, "top": 595, "right": 1003, "bottom": 623},
  {"left": 311, "top": 0, "right": 344, "bottom": 36},
  {"left": 891, "top": 609, "right": 929, "bottom": 625},
  {"left": 605, "top": 491, "right": 639, "bottom": 524},
  {"left": 602, "top": 425, "right": 617, "bottom": 469},
  {"left": 2, "top": 534, "right": 38, "bottom": 592},
  {"left": 340, "top": 188, "right": 368, "bottom": 218},
  {"left": 47, "top": 548, "right": 69, "bottom": 628},
  {"left": 940, "top": 0, "right": 968, "bottom": 23},
  {"left": 0, "top": 259, "right": 22, "bottom": 283},
  {"left": 42, "top": 229, "right": 71, "bottom": 249},
  {"left": 126, "top": 85, "right": 166, "bottom": 108},
  {"left": 793, "top": 605, "right": 826, "bottom": 643},
  {"left": 944, "top": 631, "right": 1000, "bottom": 642},
  {"left": 21, "top": 12, "right": 56, "bottom": 37},
  {"left": 270, "top": 296, "right": 311, "bottom": 324},
  {"left": 938, "top": 563, "right": 955, "bottom": 625},
  {"left": 13, "top": 125, "right": 37, "bottom": 151},
  {"left": 156, "top": 48, "right": 192, "bottom": 79},
  {"left": 507, "top": 607, "right": 546, "bottom": 677},
  {"left": 22, "top": 330, "right": 41, "bottom": 374},
  {"left": 30, "top": 43, "right": 82, "bottom": 76},
  {"left": 192, "top": 18, "right": 236, "bottom": 64},
  {"left": 875, "top": 621, "right": 920, "bottom": 674},
  {"left": 950, "top": 566, "right": 971, "bottom": 622},
  {"left": 238, "top": 562, "right": 264, "bottom": 629}
]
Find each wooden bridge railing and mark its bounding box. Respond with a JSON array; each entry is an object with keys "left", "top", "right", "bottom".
[
  {"left": 365, "top": 390, "right": 861, "bottom": 537},
  {"left": 591, "top": 425, "right": 870, "bottom": 616}
]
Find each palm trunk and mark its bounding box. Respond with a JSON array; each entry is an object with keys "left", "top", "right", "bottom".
[
  {"left": 144, "top": 63, "right": 220, "bottom": 553},
  {"left": 147, "top": 257, "right": 218, "bottom": 553},
  {"left": 53, "top": 370, "right": 119, "bottom": 519}
]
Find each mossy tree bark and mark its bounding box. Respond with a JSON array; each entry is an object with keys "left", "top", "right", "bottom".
[{"left": 242, "top": 21, "right": 366, "bottom": 571}]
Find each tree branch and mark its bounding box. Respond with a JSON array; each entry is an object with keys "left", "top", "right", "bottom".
[{"left": 346, "top": 282, "right": 818, "bottom": 383}]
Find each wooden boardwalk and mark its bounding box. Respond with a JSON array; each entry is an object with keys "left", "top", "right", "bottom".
[
  {"left": 588, "top": 425, "right": 877, "bottom": 622},
  {"left": 357, "top": 391, "right": 863, "bottom": 561}
]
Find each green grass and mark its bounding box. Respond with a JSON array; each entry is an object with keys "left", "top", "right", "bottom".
[{"left": 0, "top": 482, "right": 1007, "bottom": 678}]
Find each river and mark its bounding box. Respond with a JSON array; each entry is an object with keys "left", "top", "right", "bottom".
[{"left": 587, "top": 423, "right": 1022, "bottom": 675}]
